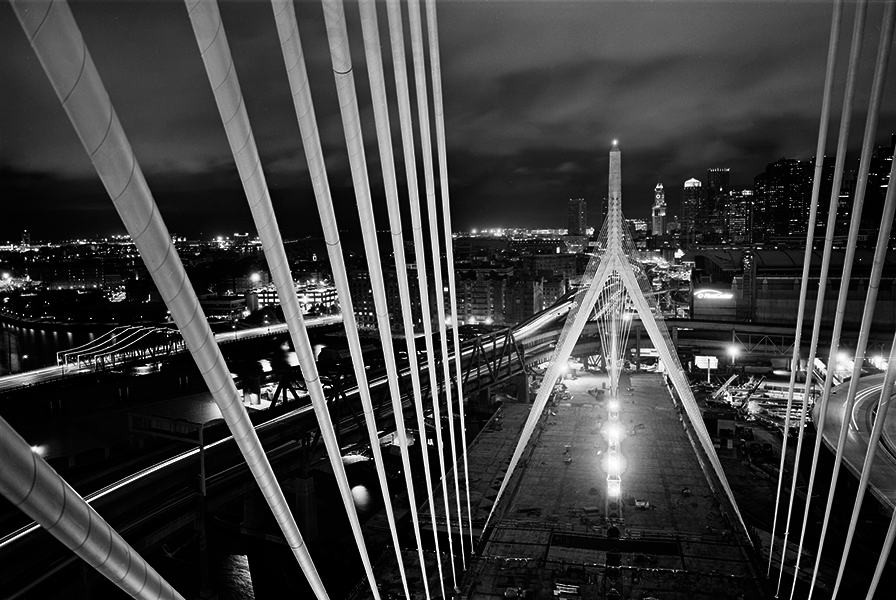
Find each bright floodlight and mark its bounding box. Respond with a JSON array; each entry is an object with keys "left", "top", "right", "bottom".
[
  {"left": 605, "top": 421, "right": 623, "bottom": 444},
  {"left": 1, "top": 272, "right": 9, "bottom": 280},
  {"left": 607, "top": 454, "right": 620, "bottom": 473},
  {"left": 838, "top": 352, "right": 848, "bottom": 363},
  {"left": 623, "top": 312, "right": 632, "bottom": 321},
  {"left": 250, "top": 272, "right": 261, "bottom": 283},
  {"left": 608, "top": 398, "right": 620, "bottom": 412},
  {"left": 727, "top": 346, "right": 740, "bottom": 357}
]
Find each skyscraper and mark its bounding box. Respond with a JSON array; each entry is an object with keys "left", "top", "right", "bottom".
[
  {"left": 753, "top": 158, "right": 812, "bottom": 241},
  {"left": 681, "top": 178, "right": 702, "bottom": 247},
  {"left": 864, "top": 135, "right": 895, "bottom": 233},
  {"left": 726, "top": 188, "right": 753, "bottom": 244},
  {"left": 705, "top": 168, "right": 730, "bottom": 241},
  {"left": 567, "top": 198, "right": 587, "bottom": 236},
  {"left": 651, "top": 182, "right": 666, "bottom": 236}
]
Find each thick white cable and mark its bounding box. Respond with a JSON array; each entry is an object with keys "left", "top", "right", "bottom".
[
  {"left": 831, "top": 156, "right": 896, "bottom": 598},
  {"left": 185, "top": 1, "right": 381, "bottom": 597},
  {"left": 406, "top": 0, "right": 458, "bottom": 584},
  {"left": 270, "top": 1, "right": 421, "bottom": 596},
  {"left": 10, "top": 0, "right": 325, "bottom": 596},
  {"left": 321, "top": 0, "right": 450, "bottom": 595},
  {"left": 0, "top": 415, "right": 183, "bottom": 600},
  {"left": 424, "top": 0, "right": 468, "bottom": 563},
  {"left": 768, "top": 0, "right": 843, "bottom": 577},
  {"left": 384, "top": 0, "right": 450, "bottom": 589},
  {"left": 775, "top": 2, "right": 867, "bottom": 592},
  {"left": 386, "top": 0, "right": 444, "bottom": 592},
  {"left": 326, "top": 1, "right": 443, "bottom": 597},
  {"left": 866, "top": 464, "right": 896, "bottom": 598},
  {"left": 795, "top": 5, "right": 895, "bottom": 598},
  {"left": 829, "top": 184, "right": 896, "bottom": 600}
]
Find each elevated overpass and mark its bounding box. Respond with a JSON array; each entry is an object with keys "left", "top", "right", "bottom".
[
  {"left": 816, "top": 373, "right": 896, "bottom": 513},
  {"left": 0, "top": 304, "right": 565, "bottom": 597},
  {"left": 1, "top": 296, "right": 890, "bottom": 597}
]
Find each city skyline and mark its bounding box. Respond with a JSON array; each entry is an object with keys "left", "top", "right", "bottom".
[{"left": 3, "top": 1, "right": 896, "bottom": 241}]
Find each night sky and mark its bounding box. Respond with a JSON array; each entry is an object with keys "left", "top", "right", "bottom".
[{"left": 3, "top": 0, "right": 896, "bottom": 242}]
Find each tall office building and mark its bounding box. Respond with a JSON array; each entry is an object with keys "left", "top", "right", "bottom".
[
  {"left": 567, "top": 198, "right": 587, "bottom": 235},
  {"left": 21, "top": 230, "right": 30, "bottom": 247},
  {"left": 681, "top": 178, "right": 702, "bottom": 247},
  {"left": 753, "top": 158, "right": 812, "bottom": 241},
  {"left": 705, "top": 168, "right": 730, "bottom": 241},
  {"left": 651, "top": 183, "right": 666, "bottom": 236},
  {"left": 726, "top": 188, "right": 753, "bottom": 244},
  {"left": 864, "top": 135, "right": 895, "bottom": 232}
]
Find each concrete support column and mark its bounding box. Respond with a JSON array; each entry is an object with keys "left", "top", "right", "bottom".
[
  {"left": 513, "top": 372, "right": 530, "bottom": 404},
  {"left": 476, "top": 387, "right": 491, "bottom": 408},
  {"left": 284, "top": 477, "right": 318, "bottom": 543},
  {"left": 242, "top": 494, "right": 268, "bottom": 532},
  {"left": 195, "top": 493, "right": 217, "bottom": 600},
  {"left": 80, "top": 561, "right": 93, "bottom": 599}
]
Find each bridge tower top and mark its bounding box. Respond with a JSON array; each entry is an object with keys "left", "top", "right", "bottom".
[{"left": 608, "top": 141, "right": 623, "bottom": 251}]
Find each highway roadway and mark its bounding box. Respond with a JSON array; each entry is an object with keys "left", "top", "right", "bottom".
[
  {"left": 0, "top": 305, "right": 570, "bottom": 596},
  {"left": 815, "top": 373, "right": 896, "bottom": 511}
]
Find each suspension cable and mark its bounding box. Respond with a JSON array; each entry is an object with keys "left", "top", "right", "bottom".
[
  {"left": 805, "top": 8, "right": 896, "bottom": 599},
  {"left": 767, "top": 0, "right": 843, "bottom": 578},
  {"left": 323, "top": 0, "right": 457, "bottom": 594},
  {"left": 188, "top": 1, "right": 388, "bottom": 597},
  {"left": 272, "top": 0, "right": 425, "bottom": 596},
  {"left": 384, "top": 0, "right": 454, "bottom": 591},
  {"left": 830, "top": 128, "right": 896, "bottom": 600},
  {"left": 774, "top": 2, "right": 867, "bottom": 594},
  {"left": 405, "top": 0, "right": 457, "bottom": 586},
  {"left": 11, "top": 0, "right": 327, "bottom": 595},
  {"left": 866, "top": 392, "right": 896, "bottom": 598},
  {"left": 425, "top": 0, "right": 469, "bottom": 565},
  {"left": 357, "top": 0, "right": 431, "bottom": 593}
]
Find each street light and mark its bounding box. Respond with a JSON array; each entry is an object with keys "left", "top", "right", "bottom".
[{"left": 727, "top": 345, "right": 740, "bottom": 367}]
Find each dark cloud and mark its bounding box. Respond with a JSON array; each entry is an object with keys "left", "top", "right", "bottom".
[{"left": 2, "top": 0, "right": 896, "bottom": 242}]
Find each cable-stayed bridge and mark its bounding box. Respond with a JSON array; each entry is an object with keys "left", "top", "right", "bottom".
[{"left": 3, "top": 0, "right": 896, "bottom": 599}]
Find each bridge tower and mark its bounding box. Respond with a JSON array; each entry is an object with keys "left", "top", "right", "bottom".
[{"left": 485, "top": 141, "right": 748, "bottom": 537}]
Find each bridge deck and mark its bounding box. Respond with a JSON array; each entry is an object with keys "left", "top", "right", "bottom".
[{"left": 427, "top": 370, "right": 765, "bottom": 599}]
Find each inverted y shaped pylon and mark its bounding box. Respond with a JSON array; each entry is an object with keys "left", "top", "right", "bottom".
[{"left": 485, "top": 142, "right": 747, "bottom": 540}]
